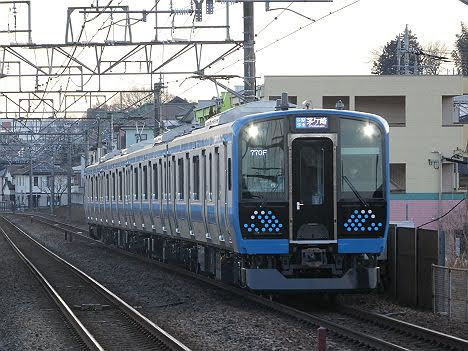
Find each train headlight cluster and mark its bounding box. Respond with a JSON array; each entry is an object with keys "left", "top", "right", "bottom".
[
  {"left": 247, "top": 124, "right": 259, "bottom": 138},
  {"left": 363, "top": 124, "right": 376, "bottom": 138}
]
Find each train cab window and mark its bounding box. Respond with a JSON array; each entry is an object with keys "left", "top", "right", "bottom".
[
  {"left": 193, "top": 156, "right": 200, "bottom": 200},
  {"left": 152, "top": 163, "right": 158, "bottom": 199},
  {"left": 340, "top": 118, "right": 384, "bottom": 199},
  {"left": 118, "top": 171, "right": 123, "bottom": 201},
  {"left": 134, "top": 167, "right": 139, "bottom": 200},
  {"left": 228, "top": 158, "right": 232, "bottom": 191},
  {"left": 143, "top": 165, "right": 148, "bottom": 200},
  {"left": 240, "top": 118, "right": 286, "bottom": 201},
  {"left": 178, "top": 158, "right": 184, "bottom": 200}
]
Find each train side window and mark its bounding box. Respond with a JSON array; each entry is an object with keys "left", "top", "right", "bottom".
[
  {"left": 118, "top": 171, "right": 123, "bottom": 201},
  {"left": 112, "top": 172, "right": 116, "bottom": 201},
  {"left": 134, "top": 167, "right": 139, "bottom": 200},
  {"left": 163, "top": 161, "right": 166, "bottom": 197},
  {"left": 228, "top": 158, "right": 232, "bottom": 191},
  {"left": 184, "top": 153, "right": 190, "bottom": 200},
  {"left": 193, "top": 156, "right": 200, "bottom": 200},
  {"left": 178, "top": 158, "right": 184, "bottom": 200},
  {"left": 152, "top": 162, "right": 158, "bottom": 199},
  {"left": 91, "top": 177, "right": 94, "bottom": 200},
  {"left": 143, "top": 165, "right": 148, "bottom": 200},
  {"left": 202, "top": 151, "right": 206, "bottom": 201},
  {"left": 215, "top": 147, "right": 220, "bottom": 199},
  {"left": 209, "top": 153, "right": 213, "bottom": 199},
  {"left": 172, "top": 156, "right": 176, "bottom": 200}
]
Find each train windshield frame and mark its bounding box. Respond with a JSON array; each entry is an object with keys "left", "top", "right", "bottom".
[
  {"left": 240, "top": 118, "right": 287, "bottom": 201},
  {"left": 339, "top": 117, "right": 385, "bottom": 200}
]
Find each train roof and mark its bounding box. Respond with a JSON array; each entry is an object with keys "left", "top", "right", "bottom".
[{"left": 87, "top": 101, "right": 389, "bottom": 171}]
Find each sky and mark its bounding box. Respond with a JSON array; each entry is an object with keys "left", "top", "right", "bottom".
[{"left": 0, "top": 0, "right": 467, "bottom": 103}]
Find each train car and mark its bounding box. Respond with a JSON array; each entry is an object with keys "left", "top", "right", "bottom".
[{"left": 84, "top": 100, "right": 389, "bottom": 292}]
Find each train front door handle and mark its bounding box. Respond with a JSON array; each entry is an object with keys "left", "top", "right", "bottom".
[{"left": 296, "top": 201, "right": 304, "bottom": 210}]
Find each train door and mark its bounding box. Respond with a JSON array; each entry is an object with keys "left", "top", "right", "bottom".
[
  {"left": 124, "top": 167, "right": 131, "bottom": 227},
  {"left": 151, "top": 160, "right": 162, "bottom": 232},
  {"left": 289, "top": 135, "right": 336, "bottom": 243}
]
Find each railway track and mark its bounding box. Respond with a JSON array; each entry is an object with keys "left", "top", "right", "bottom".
[
  {"left": 0, "top": 216, "right": 190, "bottom": 351},
  {"left": 12, "top": 213, "right": 468, "bottom": 351}
]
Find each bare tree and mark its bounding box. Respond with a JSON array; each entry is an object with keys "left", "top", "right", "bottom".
[
  {"left": 38, "top": 175, "right": 68, "bottom": 206},
  {"left": 440, "top": 199, "right": 468, "bottom": 268},
  {"left": 421, "top": 41, "right": 449, "bottom": 75},
  {"left": 106, "top": 87, "right": 175, "bottom": 111}
]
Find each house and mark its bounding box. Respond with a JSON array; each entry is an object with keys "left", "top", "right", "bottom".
[
  {"left": 117, "top": 96, "right": 196, "bottom": 149},
  {"left": 0, "top": 162, "right": 83, "bottom": 209},
  {"left": 195, "top": 91, "right": 239, "bottom": 124}
]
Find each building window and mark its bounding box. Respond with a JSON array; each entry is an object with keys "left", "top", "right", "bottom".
[
  {"left": 355, "top": 96, "right": 406, "bottom": 126},
  {"left": 268, "top": 95, "right": 298, "bottom": 105},
  {"left": 390, "top": 163, "right": 406, "bottom": 193},
  {"left": 323, "top": 96, "right": 350, "bottom": 110},
  {"left": 33, "top": 176, "right": 38, "bottom": 186},
  {"left": 442, "top": 163, "right": 456, "bottom": 192},
  {"left": 136, "top": 133, "right": 148, "bottom": 143}
]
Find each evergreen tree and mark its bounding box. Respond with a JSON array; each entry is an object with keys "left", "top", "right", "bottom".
[
  {"left": 452, "top": 22, "right": 468, "bottom": 76},
  {"left": 372, "top": 28, "right": 423, "bottom": 75}
]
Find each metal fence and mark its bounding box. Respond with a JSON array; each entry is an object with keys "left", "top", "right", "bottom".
[{"left": 433, "top": 264, "right": 468, "bottom": 322}]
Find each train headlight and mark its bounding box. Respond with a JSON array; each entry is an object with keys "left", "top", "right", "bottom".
[
  {"left": 247, "top": 124, "right": 259, "bottom": 138},
  {"left": 363, "top": 124, "right": 376, "bottom": 138}
]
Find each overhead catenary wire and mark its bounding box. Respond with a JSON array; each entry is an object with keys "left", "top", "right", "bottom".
[
  {"left": 176, "top": 0, "right": 361, "bottom": 97},
  {"left": 417, "top": 197, "right": 467, "bottom": 229}
]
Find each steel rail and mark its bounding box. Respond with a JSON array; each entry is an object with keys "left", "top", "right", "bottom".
[
  {"left": 339, "top": 305, "right": 468, "bottom": 351},
  {"left": 20, "top": 213, "right": 413, "bottom": 350},
  {"left": 0, "top": 215, "right": 191, "bottom": 351},
  {"left": 0, "top": 219, "right": 104, "bottom": 351}
]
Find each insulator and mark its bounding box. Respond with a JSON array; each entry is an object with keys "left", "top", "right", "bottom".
[
  {"left": 206, "top": 0, "right": 214, "bottom": 14},
  {"left": 172, "top": 8, "right": 193, "bottom": 15}
]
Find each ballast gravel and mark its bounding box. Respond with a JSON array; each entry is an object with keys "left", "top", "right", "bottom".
[
  {"left": 341, "top": 292, "right": 468, "bottom": 341},
  {"left": 5, "top": 214, "right": 356, "bottom": 351},
  {"left": 0, "top": 226, "right": 81, "bottom": 351}
]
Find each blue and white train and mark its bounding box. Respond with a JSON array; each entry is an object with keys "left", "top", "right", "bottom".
[{"left": 84, "top": 100, "right": 389, "bottom": 292}]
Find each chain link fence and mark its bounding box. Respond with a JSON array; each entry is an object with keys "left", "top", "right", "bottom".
[{"left": 433, "top": 264, "right": 468, "bottom": 322}]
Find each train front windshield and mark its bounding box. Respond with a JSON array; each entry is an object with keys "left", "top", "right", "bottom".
[
  {"left": 240, "top": 119, "right": 286, "bottom": 201},
  {"left": 339, "top": 118, "right": 385, "bottom": 200}
]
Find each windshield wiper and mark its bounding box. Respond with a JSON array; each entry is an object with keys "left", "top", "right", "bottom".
[{"left": 342, "top": 175, "right": 369, "bottom": 207}]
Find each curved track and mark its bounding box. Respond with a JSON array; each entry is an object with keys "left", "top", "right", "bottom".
[
  {"left": 14, "top": 213, "right": 468, "bottom": 351},
  {"left": 0, "top": 215, "right": 190, "bottom": 351}
]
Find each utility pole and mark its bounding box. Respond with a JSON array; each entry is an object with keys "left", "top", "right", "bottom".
[
  {"left": 243, "top": 2, "right": 256, "bottom": 102},
  {"left": 84, "top": 129, "right": 89, "bottom": 166},
  {"left": 403, "top": 25, "right": 410, "bottom": 75},
  {"left": 29, "top": 149, "right": 33, "bottom": 210},
  {"left": 97, "top": 116, "right": 101, "bottom": 160},
  {"left": 153, "top": 81, "right": 164, "bottom": 137},
  {"left": 50, "top": 151, "right": 55, "bottom": 215},
  {"left": 67, "top": 140, "right": 72, "bottom": 221},
  {"left": 108, "top": 111, "right": 114, "bottom": 151}
]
